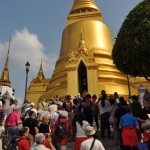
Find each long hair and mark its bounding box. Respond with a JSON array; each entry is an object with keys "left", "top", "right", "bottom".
[{"left": 101, "top": 94, "right": 107, "bottom": 107}]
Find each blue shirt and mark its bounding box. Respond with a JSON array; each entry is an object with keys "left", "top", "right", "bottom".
[{"left": 119, "top": 113, "right": 139, "bottom": 127}]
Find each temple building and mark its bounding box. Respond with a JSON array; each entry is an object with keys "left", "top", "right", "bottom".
[
  {"left": 27, "top": 0, "right": 150, "bottom": 106},
  {"left": 0, "top": 40, "right": 15, "bottom": 102},
  {"left": 27, "top": 61, "right": 49, "bottom": 105}
]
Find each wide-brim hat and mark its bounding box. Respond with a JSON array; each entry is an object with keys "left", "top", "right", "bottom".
[
  {"left": 60, "top": 111, "right": 68, "bottom": 118},
  {"left": 85, "top": 126, "right": 96, "bottom": 136}
]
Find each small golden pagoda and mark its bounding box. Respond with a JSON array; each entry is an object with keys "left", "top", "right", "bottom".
[
  {"left": 26, "top": 61, "right": 49, "bottom": 107},
  {"left": 0, "top": 47, "right": 11, "bottom": 87},
  {"left": 0, "top": 39, "right": 15, "bottom": 100}
]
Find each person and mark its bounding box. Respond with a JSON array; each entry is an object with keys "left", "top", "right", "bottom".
[
  {"left": 82, "top": 94, "right": 93, "bottom": 126},
  {"left": 39, "top": 115, "right": 51, "bottom": 134},
  {"left": 54, "top": 111, "right": 73, "bottom": 150},
  {"left": 30, "top": 133, "right": 50, "bottom": 150},
  {"left": 5, "top": 99, "right": 18, "bottom": 116},
  {"left": 24, "top": 110, "right": 38, "bottom": 144},
  {"left": 108, "top": 98, "right": 118, "bottom": 127},
  {"left": 80, "top": 125, "right": 105, "bottom": 150},
  {"left": 49, "top": 101, "right": 58, "bottom": 117},
  {"left": 142, "top": 99, "right": 150, "bottom": 114},
  {"left": 63, "top": 95, "right": 73, "bottom": 120},
  {"left": 119, "top": 106, "right": 139, "bottom": 150},
  {"left": 91, "top": 94, "right": 99, "bottom": 130},
  {"left": 0, "top": 99, "right": 6, "bottom": 130},
  {"left": 98, "top": 93, "right": 110, "bottom": 139},
  {"left": 0, "top": 99, "right": 6, "bottom": 149},
  {"left": 114, "top": 99, "right": 128, "bottom": 149},
  {"left": 98, "top": 90, "right": 106, "bottom": 102},
  {"left": 130, "top": 95, "right": 142, "bottom": 117},
  {"left": 114, "top": 92, "right": 119, "bottom": 103},
  {"left": 18, "top": 127, "right": 30, "bottom": 150},
  {"left": 74, "top": 113, "right": 89, "bottom": 150},
  {"left": 72, "top": 98, "right": 83, "bottom": 127},
  {"left": 38, "top": 115, "right": 56, "bottom": 149},
  {"left": 24, "top": 102, "right": 37, "bottom": 120},
  {"left": 5, "top": 106, "right": 21, "bottom": 147}
]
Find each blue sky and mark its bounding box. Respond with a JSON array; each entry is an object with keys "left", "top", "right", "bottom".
[{"left": 0, "top": 0, "right": 142, "bottom": 104}]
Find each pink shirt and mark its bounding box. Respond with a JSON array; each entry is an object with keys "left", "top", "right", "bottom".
[{"left": 6, "top": 111, "right": 21, "bottom": 126}]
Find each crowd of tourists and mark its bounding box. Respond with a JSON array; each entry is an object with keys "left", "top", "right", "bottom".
[{"left": 0, "top": 90, "right": 150, "bottom": 150}]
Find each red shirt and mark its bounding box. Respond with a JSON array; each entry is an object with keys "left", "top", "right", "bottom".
[
  {"left": 18, "top": 136, "right": 30, "bottom": 150},
  {"left": 55, "top": 118, "right": 73, "bottom": 145},
  {"left": 6, "top": 111, "right": 20, "bottom": 126}
]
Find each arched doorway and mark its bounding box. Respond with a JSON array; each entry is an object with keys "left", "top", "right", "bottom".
[{"left": 78, "top": 61, "right": 88, "bottom": 94}]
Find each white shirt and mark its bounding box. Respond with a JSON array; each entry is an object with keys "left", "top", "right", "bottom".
[
  {"left": 30, "top": 144, "right": 50, "bottom": 150},
  {"left": 98, "top": 100, "right": 110, "bottom": 115},
  {"left": 80, "top": 138, "right": 105, "bottom": 150},
  {"left": 49, "top": 104, "right": 58, "bottom": 116},
  {"left": 76, "top": 120, "right": 89, "bottom": 137}
]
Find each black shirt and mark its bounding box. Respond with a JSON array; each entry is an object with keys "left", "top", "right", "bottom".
[
  {"left": 39, "top": 123, "right": 49, "bottom": 134},
  {"left": 24, "top": 117, "right": 38, "bottom": 136}
]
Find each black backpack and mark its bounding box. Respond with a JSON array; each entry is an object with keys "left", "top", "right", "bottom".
[
  {"left": 8, "top": 137, "right": 25, "bottom": 150},
  {"left": 55, "top": 120, "right": 67, "bottom": 138}
]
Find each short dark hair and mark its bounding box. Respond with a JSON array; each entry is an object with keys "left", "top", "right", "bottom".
[
  {"left": 85, "top": 94, "right": 91, "bottom": 99},
  {"left": 66, "top": 95, "right": 71, "bottom": 100},
  {"left": 29, "top": 110, "right": 34, "bottom": 116},
  {"left": 19, "top": 127, "right": 29, "bottom": 136},
  {"left": 73, "top": 99, "right": 78, "bottom": 105},
  {"left": 92, "top": 94, "right": 97, "bottom": 99},
  {"left": 0, "top": 99, "right": 5, "bottom": 105}
]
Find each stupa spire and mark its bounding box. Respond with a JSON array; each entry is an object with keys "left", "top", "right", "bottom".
[
  {"left": 70, "top": 0, "right": 99, "bottom": 13},
  {"left": 0, "top": 37, "right": 11, "bottom": 87},
  {"left": 37, "top": 60, "right": 45, "bottom": 81}
]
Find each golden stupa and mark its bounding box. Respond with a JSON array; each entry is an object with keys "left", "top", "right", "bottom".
[
  {"left": 41, "top": 0, "right": 137, "bottom": 98},
  {"left": 27, "top": 0, "right": 150, "bottom": 106}
]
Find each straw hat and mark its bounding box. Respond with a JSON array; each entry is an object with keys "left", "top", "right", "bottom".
[{"left": 85, "top": 126, "right": 96, "bottom": 136}]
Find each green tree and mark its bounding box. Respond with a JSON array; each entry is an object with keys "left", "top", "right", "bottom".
[{"left": 112, "top": 0, "right": 150, "bottom": 81}]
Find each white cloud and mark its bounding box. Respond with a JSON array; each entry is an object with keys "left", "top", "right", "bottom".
[{"left": 0, "top": 28, "right": 57, "bottom": 73}]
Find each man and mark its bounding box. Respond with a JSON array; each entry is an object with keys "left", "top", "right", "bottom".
[
  {"left": 5, "top": 99, "right": 18, "bottom": 116},
  {"left": 142, "top": 99, "right": 150, "bottom": 115},
  {"left": 54, "top": 111, "right": 73, "bottom": 150},
  {"left": 82, "top": 94, "right": 93, "bottom": 125},
  {"left": 24, "top": 102, "right": 37, "bottom": 120},
  {"left": 114, "top": 100, "right": 128, "bottom": 149},
  {"left": 5, "top": 106, "right": 21, "bottom": 147},
  {"left": 119, "top": 106, "right": 139, "bottom": 150},
  {"left": 30, "top": 133, "right": 50, "bottom": 150},
  {"left": 24, "top": 110, "right": 38, "bottom": 144},
  {"left": 130, "top": 95, "right": 142, "bottom": 117},
  {"left": 91, "top": 94, "right": 99, "bottom": 130},
  {"left": 80, "top": 126, "right": 105, "bottom": 150}
]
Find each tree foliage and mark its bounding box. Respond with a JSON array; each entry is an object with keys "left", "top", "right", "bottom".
[{"left": 112, "top": 0, "right": 150, "bottom": 81}]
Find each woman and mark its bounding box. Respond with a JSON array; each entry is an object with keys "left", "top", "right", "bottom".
[
  {"left": 98, "top": 93, "right": 110, "bottom": 139},
  {"left": 18, "top": 127, "right": 30, "bottom": 150},
  {"left": 119, "top": 106, "right": 139, "bottom": 150},
  {"left": 74, "top": 113, "right": 89, "bottom": 150},
  {"left": 39, "top": 115, "right": 55, "bottom": 150}
]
